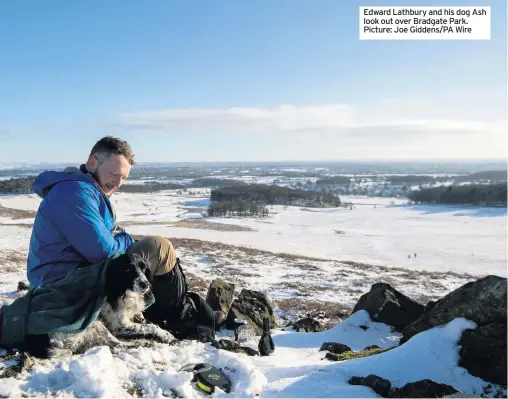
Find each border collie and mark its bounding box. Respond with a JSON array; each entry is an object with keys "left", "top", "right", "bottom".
[{"left": 24, "top": 253, "right": 176, "bottom": 358}]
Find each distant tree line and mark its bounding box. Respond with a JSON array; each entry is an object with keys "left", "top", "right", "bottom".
[
  {"left": 453, "top": 170, "right": 507, "bottom": 183},
  {"left": 188, "top": 178, "right": 243, "bottom": 188},
  {"left": 386, "top": 175, "right": 437, "bottom": 184},
  {"left": 207, "top": 200, "right": 269, "bottom": 217},
  {"left": 210, "top": 183, "right": 341, "bottom": 209},
  {"left": 118, "top": 182, "right": 186, "bottom": 193},
  {"left": 316, "top": 176, "right": 351, "bottom": 185},
  {"left": 408, "top": 184, "right": 507, "bottom": 205},
  {"left": 259, "top": 171, "right": 325, "bottom": 178},
  {"left": 0, "top": 177, "right": 35, "bottom": 193}
]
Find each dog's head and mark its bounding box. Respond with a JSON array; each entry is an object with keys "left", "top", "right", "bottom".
[{"left": 104, "top": 253, "right": 155, "bottom": 308}]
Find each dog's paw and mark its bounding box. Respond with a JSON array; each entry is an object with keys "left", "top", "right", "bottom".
[
  {"left": 159, "top": 330, "right": 177, "bottom": 344},
  {"left": 132, "top": 313, "right": 146, "bottom": 324},
  {"left": 47, "top": 347, "right": 73, "bottom": 359}
]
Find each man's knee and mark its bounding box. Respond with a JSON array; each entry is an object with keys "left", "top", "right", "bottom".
[{"left": 128, "top": 235, "right": 176, "bottom": 276}]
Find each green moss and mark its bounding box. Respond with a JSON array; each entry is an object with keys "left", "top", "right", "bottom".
[
  {"left": 336, "top": 347, "right": 390, "bottom": 361},
  {"left": 125, "top": 384, "right": 143, "bottom": 397},
  {"left": 0, "top": 367, "right": 20, "bottom": 379}
]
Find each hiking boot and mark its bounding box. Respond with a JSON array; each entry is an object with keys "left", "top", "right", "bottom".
[{"left": 214, "top": 311, "right": 227, "bottom": 330}]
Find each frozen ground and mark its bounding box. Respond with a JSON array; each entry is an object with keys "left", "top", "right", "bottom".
[
  {"left": 0, "top": 191, "right": 505, "bottom": 278},
  {"left": 0, "top": 311, "right": 504, "bottom": 398},
  {"left": 0, "top": 192, "right": 506, "bottom": 397}
]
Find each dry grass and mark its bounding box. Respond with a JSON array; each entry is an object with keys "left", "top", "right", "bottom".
[
  {"left": 170, "top": 219, "right": 252, "bottom": 231},
  {"left": 0, "top": 223, "right": 33, "bottom": 228},
  {"left": 124, "top": 219, "right": 252, "bottom": 232},
  {"left": 0, "top": 204, "right": 36, "bottom": 220},
  {"left": 275, "top": 298, "right": 352, "bottom": 329},
  {"left": 185, "top": 272, "right": 209, "bottom": 294},
  {"left": 217, "top": 267, "right": 261, "bottom": 279},
  {"left": 0, "top": 250, "right": 27, "bottom": 265}
]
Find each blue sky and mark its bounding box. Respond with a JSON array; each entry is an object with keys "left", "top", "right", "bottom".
[{"left": 0, "top": 0, "right": 506, "bottom": 164}]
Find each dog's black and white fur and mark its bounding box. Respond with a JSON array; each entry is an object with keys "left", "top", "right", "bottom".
[{"left": 24, "top": 253, "right": 175, "bottom": 358}]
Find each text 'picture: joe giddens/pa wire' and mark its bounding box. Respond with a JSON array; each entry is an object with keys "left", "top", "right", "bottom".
[{"left": 359, "top": 6, "right": 491, "bottom": 40}]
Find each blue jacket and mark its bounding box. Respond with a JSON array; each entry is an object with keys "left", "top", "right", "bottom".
[{"left": 27, "top": 165, "right": 135, "bottom": 288}]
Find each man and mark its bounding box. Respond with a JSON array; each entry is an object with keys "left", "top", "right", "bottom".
[{"left": 27, "top": 136, "right": 225, "bottom": 340}]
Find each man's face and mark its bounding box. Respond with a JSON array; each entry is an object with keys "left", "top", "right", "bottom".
[{"left": 88, "top": 154, "right": 131, "bottom": 197}]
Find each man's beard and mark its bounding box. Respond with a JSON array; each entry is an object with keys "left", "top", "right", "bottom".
[{"left": 91, "top": 168, "right": 111, "bottom": 197}]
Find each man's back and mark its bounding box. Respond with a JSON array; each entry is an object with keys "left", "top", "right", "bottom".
[{"left": 27, "top": 166, "right": 134, "bottom": 288}]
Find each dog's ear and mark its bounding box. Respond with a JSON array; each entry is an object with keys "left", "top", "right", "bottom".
[
  {"left": 129, "top": 253, "right": 154, "bottom": 283},
  {"left": 144, "top": 267, "right": 154, "bottom": 284}
]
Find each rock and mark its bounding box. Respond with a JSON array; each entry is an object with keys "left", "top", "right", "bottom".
[
  {"left": 325, "top": 352, "right": 339, "bottom": 361},
  {"left": 217, "top": 339, "right": 259, "bottom": 356},
  {"left": 359, "top": 325, "right": 369, "bottom": 330},
  {"left": 458, "top": 322, "right": 507, "bottom": 386},
  {"left": 391, "top": 379, "right": 459, "bottom": 398},
  {"left": 364, "top": 345, "right": 380, "bottom": 350},
  {"left": 402, "top": 275, "right": 507, "bottom": 341},
  {"left": 349, "top": 374, "right": 392, "bottom": 397},
  {"left": 206, "top": 279, "right": 235, "bottom": 313},
  {"left": 319, "top": 342, "right": 351, "bottom": 354},
  {"left": 353, "top": 283, "right": 425, "bottom": 331},
  {"left": 17, "top": 281, "right": 29, "bottom": 291},
  {"left": 401, "top": 275, "right": 507, "bottom": 386},
  {"left": 226, "top": 289, "right": 277, "bottom": 334},
  {"left": 292, "top": 317, "right": 323, "bottom": 332}
]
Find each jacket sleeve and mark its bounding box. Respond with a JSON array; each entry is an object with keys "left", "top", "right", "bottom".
[{"left": 48, "top": 181, "right": 135, "bottom": 264}]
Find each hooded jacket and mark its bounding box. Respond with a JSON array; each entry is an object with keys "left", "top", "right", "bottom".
[{"left": 26, "top": 165, "right": 135, "bottom": 288}]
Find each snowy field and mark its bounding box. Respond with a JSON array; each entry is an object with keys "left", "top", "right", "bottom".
[
  {"left": 0, "top": 191, "right": 506, "bottom": 397},
  {"left": 0, "top": 191, "right": 505, "bottom": 277}
]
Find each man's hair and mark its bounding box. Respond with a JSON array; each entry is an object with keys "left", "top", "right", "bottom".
[{"left": 90, "top": 136, "right": 135, "bottom": 165}]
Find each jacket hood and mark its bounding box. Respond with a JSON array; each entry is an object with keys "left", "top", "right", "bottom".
[{"left": 32, "top": 165, "right": 97, "bottom": 198}]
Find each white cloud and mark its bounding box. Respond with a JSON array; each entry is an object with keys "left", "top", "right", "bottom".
[
  {"left": 115, "top": 103, "right": 506, "bottom": 137},
  {"left": 113, "top": 102, "right": 507, "bottom": 160}
]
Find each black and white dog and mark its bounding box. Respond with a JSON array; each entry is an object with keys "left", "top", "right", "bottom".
[{"left": 24, "top": 253, "right": 175, "bottom": 358}]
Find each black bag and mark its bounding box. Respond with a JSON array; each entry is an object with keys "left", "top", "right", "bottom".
[
  {"left": 144, "top": 258, "right": 217, "bottom": 345},
  {"left": 258, "top": 317, "right": 275, "bottom": 356}
]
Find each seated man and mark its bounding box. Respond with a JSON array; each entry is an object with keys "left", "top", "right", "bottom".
[{"left": 26, "top": 136, "right": 225, "bottom": 340}]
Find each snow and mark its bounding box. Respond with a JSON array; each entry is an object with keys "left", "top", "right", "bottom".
[
  {"left": 0, "top": 188, "right": 505, "bottom": 397},
  {"left": 129, "top": 200, "right": 506, "bottom": 277},
  {"left": 0, "top": 191, "right": 505, "bottom": 277},
  {"left": 271, "top": 310, "right": 400, "bottom": 350},
  {"left": 262, "top": 317, "right": 489, "bottom": 398},
  {"left": 0, "top": 310, "right": 502, "bottom": 398}
]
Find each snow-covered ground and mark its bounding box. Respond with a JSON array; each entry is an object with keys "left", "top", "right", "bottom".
[
  {"left": 0, "top": 191, "right": 506, "bottom": 397},
  {"left": 0, "top": 192, "right": 505, "bottom": 277},
  {"left": 0, "top": 311, "right": 503, "bottom": 398}
]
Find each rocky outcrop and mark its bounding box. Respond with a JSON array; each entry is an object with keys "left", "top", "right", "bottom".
[
  {"left": 206, "top": 279, "right": 235, "bottom": 313},
  {"left": 402, "top": 275, "right": 506, "bottom": 341},
  {"left": 458, "top": 322, "right": 507, "bottom": 386},
  {"left": 226, "top": 289, "right": 277, "bottom": 334},
  {"left": 349, "top": 374, "right": 392, "bottom": 397},
  {"left": 17, "top": 281, "right": 29, "bottom": 291},
  {"left": 319, "top": 342, "right": 351, "bottom": 354},
  {"left": 291, "top": 317, "right": 323, "bottom": 332},
  {"left": 401, "top": 275, "right": 507, "bottom": 386},
  {"left": 349, "top": 376, "right": 459, "bottom": 398},
  {"left": 353, "top": 283, "right": 425, "bottom": 331},
  {"left": 390, "top": 380, "right": 459, "bottom": 398},
  {"left": 218, "top": 339, "right": 259, "bottom": 356}
]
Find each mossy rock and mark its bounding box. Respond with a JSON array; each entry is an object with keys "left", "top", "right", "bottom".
[{"left": 326, "top": 346, "right": 391, "bottom": 361}]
